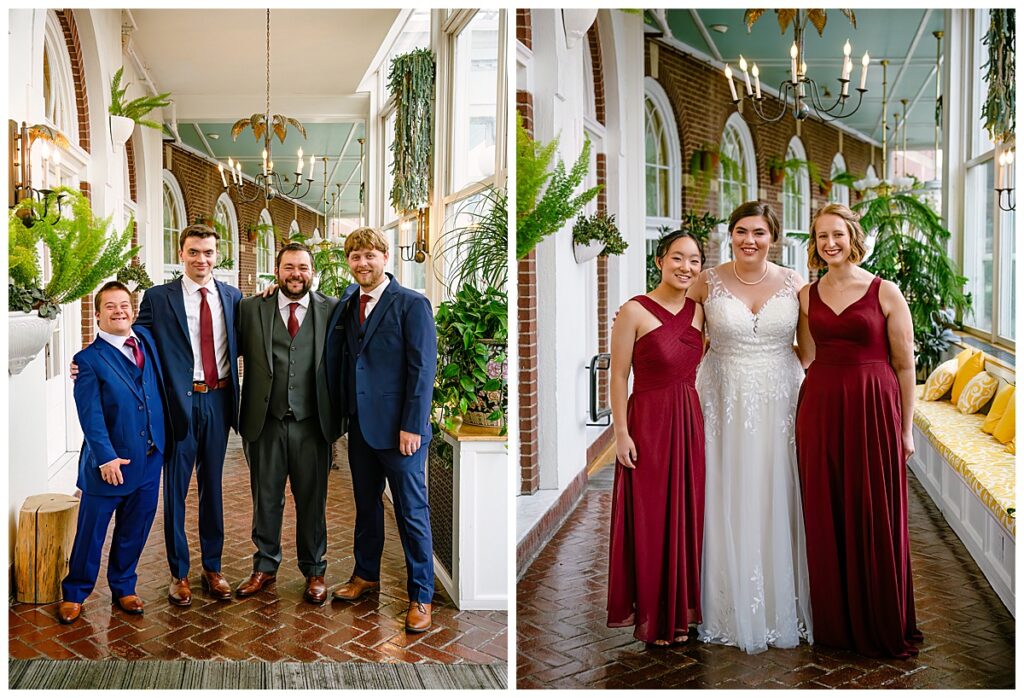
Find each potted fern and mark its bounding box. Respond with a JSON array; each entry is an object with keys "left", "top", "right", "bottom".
[
  {"left": 109, "top": 67, "right": 172, "bottom": 147},
  {"left": 572, "top": 211, "right": 628, "bottom": 263}
]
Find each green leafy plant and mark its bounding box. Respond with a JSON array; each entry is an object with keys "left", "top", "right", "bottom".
[
  {"left": 981, "top": 9, "right": 1015, "bottom": 143},
  {"left": 109, "top": 67, "right": 172, "bottom": 131},
  {"left": 433, "top": 285, "right": 508, "bottom": 432},
  {"left": 433, "top": 187, "right": 508, "bottom": 293},
  {"left": 9, "top": 186, "right": 140, "bottom": 317},
  {"left": 389, "top": 48, "right": 436, "bottom": 213},
  {"left": 572, "top": 211, "right": 629, "bottom": 256},
  {"left": 517, "top": 112, "right": 601, "bottom": 259}
]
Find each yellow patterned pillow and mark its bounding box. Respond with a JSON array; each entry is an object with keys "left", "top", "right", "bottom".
[
  {"left": 955, "top": 346, "right": 978, "bottom": 368},
  {"left": 1007, "top": 438, "right": 1016, "bottom": 455},
  {"left": 922, "top": 359, "right": 958, "bottom": 400},
  {"left": 993, "top": 394, "right": 1015, "bottom": 444},
  {"left": 951, "top": 351, "right": 985, "bottom": 404},
  {"left": 956, "top": 371, "right": 999, "bottom": 414},
  {"left": 983, "top": 384, "right": 1015, "bottom": 434}
]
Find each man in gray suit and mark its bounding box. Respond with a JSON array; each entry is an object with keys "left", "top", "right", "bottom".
[{"left": 235, "top": 242, "right": 340, "bottom": 604}]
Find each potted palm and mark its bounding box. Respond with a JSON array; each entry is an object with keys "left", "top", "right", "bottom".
[
  {"left": 108, "top": 67, "right": 172, "bottom": 147},
  {"left": 8, "top": 187, "right": 139, "bottom": 374}
]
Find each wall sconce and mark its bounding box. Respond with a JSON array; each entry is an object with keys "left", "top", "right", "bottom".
[
  {"left": 996, "top": 145, "right": 1015, "bottom": 212},
  {"left": 9, "top": 120, "right": 67, "bottom": 227},
  {"left": 399, "top": 207, "right": 430, "bottom": 263}
]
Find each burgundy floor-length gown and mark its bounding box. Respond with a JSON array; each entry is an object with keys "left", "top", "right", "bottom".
[
  {"left": 795, "top": 276, "right": 923, "bottom": 658},
  {"left": 607, "top": 295, "right": 705, "bottom": 644}
]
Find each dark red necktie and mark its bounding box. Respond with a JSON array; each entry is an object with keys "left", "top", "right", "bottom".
[
  {"left": 124, "top": 336, "right": 145, "bottom": 371},
  {"left": 288, "top": 302, "right": 300, "bottom": 338},
  {"left": 359, "top": 295, "right": 371, "bottom": 325},
  {"left": 198, "top": 287, "right": 219, "bottom": 384}
]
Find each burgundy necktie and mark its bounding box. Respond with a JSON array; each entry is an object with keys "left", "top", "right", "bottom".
[
  {"left": 359, "top": 295, "right": 371, "bottom": 325},
  {"left": 198, "top": 287, "right": 219, "bottom": 384},
  {"left": 288, "top": 302, "right": 300, "bottom": 338},
  {"left": 124, "top": 336, "right": 145, "bottom": 371}
]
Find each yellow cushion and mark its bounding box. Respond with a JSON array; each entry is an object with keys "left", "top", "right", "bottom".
[
  {"left": 983, "top": 384, "right": 1015, "bottom": 434},
  {"left": 955, "top": 346, "right": 978, "bottom": 368},
  {"left": 993, "top": 396, "right": 1015, "bottom": 444},
  {"left": 956, "top": 371, "right": 999, "bottom": 414},
  {"left": 951, "top": 351, "right": 985, "bottom": 404},
  {"left": 1007, "top": 438, "right": 1016, "bottom": 455},
  {"left": 922, "top": 359, "right": 957, "bottom": 400}
]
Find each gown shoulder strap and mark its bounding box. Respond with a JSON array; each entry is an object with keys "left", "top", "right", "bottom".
[{"left": 630, "top": 295, "right": 675, "bottom": 324}]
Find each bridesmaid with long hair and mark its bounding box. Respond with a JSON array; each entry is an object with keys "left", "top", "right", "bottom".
[
  {"left": 795, "top": 203, "right": 923, "bottom": 658},
  {"left": 607, "top": 230, "right": 706, "bottom": 646}
]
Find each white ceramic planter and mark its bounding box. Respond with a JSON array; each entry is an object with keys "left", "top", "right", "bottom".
[
  {"left": 9, "top": 311, "right": 57, "bottom": 375},
  {"left": 562, "top": 9, "right": 598, "bottom": 49},
  {"left": 573, "top": 239, "right": 605, "bottom": 264},
  {"left": 110, "top": 115, "right": 134, "bottom": 148}
]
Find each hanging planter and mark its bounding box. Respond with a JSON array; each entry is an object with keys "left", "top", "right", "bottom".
[
  {"left": 388, "top": 48, "right": 436, "bottom": 213},
  {"left": 572, "top": 211, "right": 628, "bottom": 264},
  {"left": 109, "top": 115, "right": 134, "bottom": 148},
  {"left": 563, "top": 9, "right": 598, "bottom": 49},
  {"left": 9, "top": 311, "right": 57, "bottom": 375}
]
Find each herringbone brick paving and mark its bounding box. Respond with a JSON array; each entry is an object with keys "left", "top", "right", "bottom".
[
  {"left": 516, "top": 466, "right": 1014, "bottom": 689},
  {"left": 10, "top": 434, "right": 507, "bottom": 665}
]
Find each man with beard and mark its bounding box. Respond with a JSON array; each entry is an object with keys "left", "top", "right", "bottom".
[{"left": 235, "top": 242, "right": 340, "bottom": 604}]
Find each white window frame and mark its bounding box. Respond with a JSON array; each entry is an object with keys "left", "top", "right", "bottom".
[
  {"left": 829, "top": 152, "right": 850, "bottom": 207},
  {"left": 213, "top": 193, "right": 239, "bottom": 287},
  {"left": 256, "top": 209, "right": 275, "bottom": 292},
  {"left": 42, "top": 11, "right": 78, "bottom": 147},
  {"left": 162, "top": 170, "right": 186, "bottom": 280},
  {"left": 781, "top": 136, "right": 810, "bottom": 279},
  {"left": 643, "top": 77, "right": 681, "bottom": 239},
  {"left": 718, "top": 112, "right": 758, "bottom": 228}
]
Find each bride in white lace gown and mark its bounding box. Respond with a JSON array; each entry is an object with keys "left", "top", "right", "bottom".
[{"left": 689, "top": 202, "right": 813, "bottom": 654}]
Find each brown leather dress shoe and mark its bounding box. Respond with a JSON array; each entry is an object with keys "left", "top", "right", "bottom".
[
  {"left": 235, "top": 571, "right": 275, "bottom": 598},
  {"left": 405, "top": 602, "right": 432, "bottom": 633},
  {"left": 331, "top": 575, "right": 380, "bottom": 602},
  {"left": 304, "top": 576, "right": 327, "bottom": 605},
  {"left": 115, "top": 595, "right": 145, "bottom": 615},
  {"left": 57, "top": 601, "right": 82, "bottom": 624},
  {"left": 168, "top": 577, "right": 192, "bottom": 606},
  {"left": 201, "top": 570, "right": 232, "bottom": 600}
]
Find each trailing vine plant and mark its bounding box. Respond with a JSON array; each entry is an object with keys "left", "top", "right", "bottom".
[
  {"left": 981, "top": 9, "right": 1015, "bottom": 143},
  {"left": 388, "top": 48, "right": 436, "bottom": 212}
]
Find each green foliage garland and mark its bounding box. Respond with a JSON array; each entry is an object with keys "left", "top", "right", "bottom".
[
  {"left": 109, "top": 67, "right": 172, "bottom": 131},
  {"left": 516, "top": 112, "right": 601, "bottom": 258},
  {"left": 388, "top": 48, "right": 436, "bottom": 212},
  {"left": 981, "top": 9, "right": 1015, "bottom": 142}
]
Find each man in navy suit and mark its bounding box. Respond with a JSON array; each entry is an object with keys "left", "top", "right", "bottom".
[
  {"left": 135, "top": 223, "right": 241, "bottom": 605},
  {"left": 59, "top": 282, "right": 167, "bottom": 624},
  {"left": 325, "top": 227, "right": 438, "bottom": 632}
]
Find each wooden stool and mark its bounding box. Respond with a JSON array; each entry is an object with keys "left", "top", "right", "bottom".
[{"left": 15, "top": 493, "right": 80, "bottom": 604}]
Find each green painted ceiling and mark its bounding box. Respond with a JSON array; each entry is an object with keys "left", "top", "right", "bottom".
[{"left": 651, "top": 9, "right": 946, "bottom": 149}]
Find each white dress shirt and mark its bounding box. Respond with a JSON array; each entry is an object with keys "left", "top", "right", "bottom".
[
  {"left": 359, "top": 276, "right": 390, "bottom": 320},
  {"left": 181, "top": 275, "right": 230, "bottom": 382},
  {"left": 97, "top": 329, "right": 143, "bottom": 366},
  {"left": 278, "top": 291, "right": 310, "bottom": 330}
]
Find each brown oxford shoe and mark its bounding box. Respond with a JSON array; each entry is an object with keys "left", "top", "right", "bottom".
[
  {"left": 168, "top": 577, "right": 192, "bottom": 606},
  {"left": 115, "top": 595, "right": 145, "bottom": 615},
  {"left": 331, "top": 575, "right": 380, "bottom": 602},
  {"left": 57, "top": 601, "right": 82, "bottom": 624},
  {"left": 201, "top": 570, "right": 232, "bottom": 601},
  {"left": 304, "top": 576, "right": 327, "bottom": 605},
  {"left": 235, "top": 571, "right": 275, "bottom": 598},
  {"left": 405, "top": 601, "right": 432, "bottom": 633}
]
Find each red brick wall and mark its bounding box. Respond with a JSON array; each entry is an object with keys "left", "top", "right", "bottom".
[
  {"left": 590, "top": 27, "right": 612, "bottom": 448},
  {"left": 517, "top": 89, "right": 540, "bottom": 495},
  {"left": 164, "top": 145, "right": 321, "bottom": 297},
  {"left": 56, "top": 10, "right": 89, "bottom": 154},
  {"left": 646, "top": 39, "right": 876, "bottom": 266},
  {"left": 587, "top": 25, "right": 606, "bottom": 127},
  {"left": 516, "top": 9, "right": 531, "bottom": 50},
  {"left": 79, "top": 182, "right": 94, "bottom": 347}
]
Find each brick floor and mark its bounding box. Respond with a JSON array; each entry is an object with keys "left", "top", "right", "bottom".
[
  {"left": 516, "top": 465, "right": 1015, "bottom": 689},
  {"left": 10, "top": 434, "right": 507, "bottom": 665}
]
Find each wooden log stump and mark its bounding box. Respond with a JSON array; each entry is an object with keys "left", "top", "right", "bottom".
[{"left": 15, "top": 493, "right": 80, "bottom": 604}]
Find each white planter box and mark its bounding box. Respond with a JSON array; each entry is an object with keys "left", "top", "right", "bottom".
[
  {"left": 110, "top": 115, "right": 134, "bottom": 148},
  {"left": 9, "top": 311, "right": 57, "bottom": 375},
  {"left": 573, "top": 239, "right": 604, "bottom": 264},
  {"left": 562, "top": 9, "right": 598, "bottom": 49}
]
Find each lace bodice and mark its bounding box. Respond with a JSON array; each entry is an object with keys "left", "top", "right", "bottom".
[{"left": 702, "top": 267, "right": 800, "bottom": 359}]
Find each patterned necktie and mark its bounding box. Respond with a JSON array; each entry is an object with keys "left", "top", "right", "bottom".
[
  {"left": 124, "top": 336, "right": 145, "bottom": 371},
  {"left": 198, "top": 287, "right": 219, "bottom": 384},
  {"left": 359, "top": 295, "right": 371, "bottom": 325},
  {"left": 288, "top": 302, "right": 300, "bottom": 338}
]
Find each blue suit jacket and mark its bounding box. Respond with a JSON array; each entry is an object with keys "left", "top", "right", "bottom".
[
  {"left": 135, "top": 277, "right": 241, "bottom": 440},
  {"left": 326, "top": 274, "right": 437, "bottom": 450},
  {"left": 73, "top": 327, "right": 167, "bottom": 496}
]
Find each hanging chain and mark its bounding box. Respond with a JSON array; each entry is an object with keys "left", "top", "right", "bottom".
[{"left": 265, "top": 9, "right": 271, "bottom": 122}]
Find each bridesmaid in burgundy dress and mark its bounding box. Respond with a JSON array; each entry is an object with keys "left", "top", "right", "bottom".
[
  {"left": 607, "top": 231, "right": 706, "bottom": 646},
  {"left": 795, "top": 203, "right": 923, "bottom": 658}
]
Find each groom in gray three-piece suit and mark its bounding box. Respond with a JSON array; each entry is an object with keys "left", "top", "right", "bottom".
[{"left": 234, "top": 242, "right": 341, "bottom": 605}]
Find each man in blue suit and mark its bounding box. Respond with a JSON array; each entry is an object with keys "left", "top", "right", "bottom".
[
  {"left": 325, "top": 227, "right": 438, "bottom": 632},
  {"left": 59, "top": 282, "right": 167, "bottom": 624},
  {"left": 135, "top": 223, "right": 241, "bottom": 605}
]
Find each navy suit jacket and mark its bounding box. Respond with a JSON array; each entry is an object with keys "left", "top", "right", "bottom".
[
  {"left": 135, "top": 277, "right": 241, "bottom": 440},
  {"left": 326, "top": 274, "right": 437, "bottom": 450},
  {"left": 73, "top": 327, "right": 167, "bottom": 496}
]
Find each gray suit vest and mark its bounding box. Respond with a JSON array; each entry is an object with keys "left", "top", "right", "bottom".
[{"left": 269, "top": 306, "right": 317, "bottom": 421}]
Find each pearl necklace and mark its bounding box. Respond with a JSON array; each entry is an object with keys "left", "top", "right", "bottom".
[{"left": 733, "top": 261, "right": 770, "bottom": 286}]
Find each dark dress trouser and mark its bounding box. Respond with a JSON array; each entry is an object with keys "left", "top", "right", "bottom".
[{"left": 244, "top": 415, "right": 331, "bottom": 577}]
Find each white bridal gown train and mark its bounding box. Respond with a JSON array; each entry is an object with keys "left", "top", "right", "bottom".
[{"left": 695, "top": 267, "right": 813, "bottom": 654}]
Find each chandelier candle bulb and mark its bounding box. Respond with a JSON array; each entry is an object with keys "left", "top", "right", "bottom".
[
  {"left": 842, "top": 40, "right": 852, "bottom": 79},
  {"left": 739, "top": 55, "right": 753, "bottom": 95},
  {"left": 235, "top": 162, "right": 242, "bottom": 185},
  {"left": 752, "top": 63, "right": 762, "bottom": 99},
  {"left": 790, "top": 43, "right": 798, "bottom": 84},
  {"left": 218, "top": 163, "right": 227, "bottom": 188},
  {"left": 724, "top": 64, "right": 738, "bottom": 101},
  {"left": 308, "top": 155, "right": 316, "bottom": 180},
  {"left": 297, "top": 148, "right": 304, "bottom": 175},
  {"left": 860, "top": 52, "right": 870, "bottom": 90}
]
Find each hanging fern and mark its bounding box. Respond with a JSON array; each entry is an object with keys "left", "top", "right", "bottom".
[
  {"left": 981, "top": 9, "right": 1015, "bottom": 143},
  {"left": 388, "top": 48, "right": 436, "bottom": 212}
]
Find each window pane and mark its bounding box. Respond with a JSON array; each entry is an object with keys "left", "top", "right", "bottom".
[
  {"left": 998, "top": 207, "right": 1015, "bottom": 340},
  {"left": 964, "top": 161, "right": 994, "bottom": 332},
  {"left": 450, "top": 10, "right": 499, "bottom": 193},
  {"left": 646, "top": 165, "right": 659, "bottom": 217},
  {"left": 214, "top": 200, "right": 234, "bottom": 265},
  {"left": 163, "top": 182, "right": 180, "bottom": 267}
]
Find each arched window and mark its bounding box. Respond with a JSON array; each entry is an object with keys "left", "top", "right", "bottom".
[
  {"left": 213, "top": 194, "right": 239, "bottom": 286},
  {"left": 162, "top": 170, "right": 186, "bottom": 280},
  {"left": 256, "top": 209, "right": 275, "bottom": 291},
  {"left": 42, "top": 11, "right": 78, "bottom": 145},
  {"left": 781, "top": 137, "right": 810, "bottom": 278},
  {"left": 643, "top": 78, "right": 681, "bottom": 237},
  {"left": 829, "top": 152, "right": 850, "bottom": 206},
  {"left": 719, "top": 112, "right": 758, "bottom": 221},
  {"left": 289, "top": 219, "right": 301, "bottom": 239}
]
